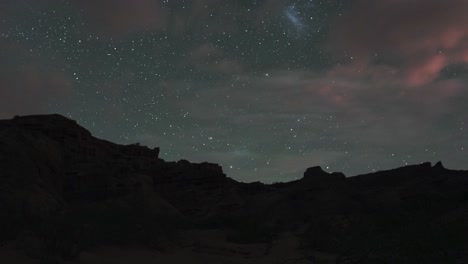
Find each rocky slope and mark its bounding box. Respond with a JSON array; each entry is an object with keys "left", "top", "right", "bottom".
[{"left": 1, "top": 114, "right": 468, "bottom": 263}]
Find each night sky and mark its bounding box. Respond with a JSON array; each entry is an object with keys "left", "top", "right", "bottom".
[{"left": 1, "top": 0, "right": 468, "bottom": 182}]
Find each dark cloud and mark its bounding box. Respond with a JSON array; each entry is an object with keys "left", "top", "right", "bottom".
[
  {"left": 0, "top": 41, "right": 72, "bottom": 118},
  {"left": 73, "top": 0, "right": 251, "bottom": 38},
  {"left": 74, "top": 0, "right": 169, "bottom": 38},
  {"left": 186, "top": 43, "right": 245, "bottom": 74}
]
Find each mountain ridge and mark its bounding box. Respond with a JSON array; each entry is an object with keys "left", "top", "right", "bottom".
[
  {"left": 2, "top": 113, "right": 462, "bottom": 183},
  {"left": 1, "top": 114, "right": 468, "bottom": 263}
]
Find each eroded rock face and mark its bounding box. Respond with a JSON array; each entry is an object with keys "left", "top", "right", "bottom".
[
  {"left": 0, "top": 126, "right": 65, "bottom": 221},
  {"left": 151, "top": 160, "right": 229, "bottom": 216},
  {"left": 0, "top": 114, "right": 233, "bottom": 218}
]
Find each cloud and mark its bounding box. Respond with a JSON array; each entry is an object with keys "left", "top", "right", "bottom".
[
  {"left": 74, "top": 0, "right": 169, "bottom": 38},
  {"left": 185, "top": 43, "right": 245, "bottom": 74},
  {"left": 189, "top": 43, "right": 224, "bottom": 62},
  {"left": 327, "top": 0, "right": 468, "bottom": 87},
  {"left": 73, "top": 0, "right": 249, "bottom": 38},
  {"left": 0, "top": 41, "right": 72, "bottom": 118},
  {"left": 256, "top": 0, "right": 287, "bottom": 20},
  {"left": 166, "top": 66, "right": 467, "bottom": 178}
]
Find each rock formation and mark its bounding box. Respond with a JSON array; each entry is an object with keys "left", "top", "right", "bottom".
[{"left": 1, "top": 114, "right": 468, "bottom": 263}]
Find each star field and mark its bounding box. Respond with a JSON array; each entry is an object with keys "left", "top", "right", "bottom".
[{"left": 1, "top": 0, "right": 467, "bottom": 182}]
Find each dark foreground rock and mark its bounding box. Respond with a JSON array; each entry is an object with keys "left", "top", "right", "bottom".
[{"left": 1, "top": 114, "right": 468, "bottom": 263}]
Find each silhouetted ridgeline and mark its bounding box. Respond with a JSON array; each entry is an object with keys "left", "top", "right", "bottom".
[{"left": 1, "top": 114, "right": 468, "bottom": 263}]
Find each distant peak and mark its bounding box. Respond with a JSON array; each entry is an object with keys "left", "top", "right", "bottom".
[
  {"left": 304, "top": 166, "right": 327, "bottom": 177},
  {"left": 421, "top": 162, "right": 432, "bottom": 167},
  {"left": 303, "top": 166, "right": 346, "bottom": 182},
  {"left": 434, "top": 161, "right": 445, "bottom": 169}
]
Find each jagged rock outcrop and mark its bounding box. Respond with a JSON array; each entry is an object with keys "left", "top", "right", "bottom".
[
  {"left": 0, "top": 115, "right": 228, "bottom": 206},
  {"left": 302, "top": 166, "right": 346, "bottom": 184},
  {"left": 1, "top": 114, "right": 163, "bottom": 202},
  {"left": 0, "top": 116, "right": 230, "bottom": 244}
]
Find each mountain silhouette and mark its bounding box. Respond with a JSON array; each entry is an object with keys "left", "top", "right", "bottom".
[{"left": 1, "top": 114, "right": 468, "bottom": 263}]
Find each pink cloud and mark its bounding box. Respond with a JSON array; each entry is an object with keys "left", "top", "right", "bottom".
[
  {"left": 406, "top": 54, "right": 447, "bottom": 87},
  {"left": 327, "top": 0, "right": 468, "bottom": 87}
]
